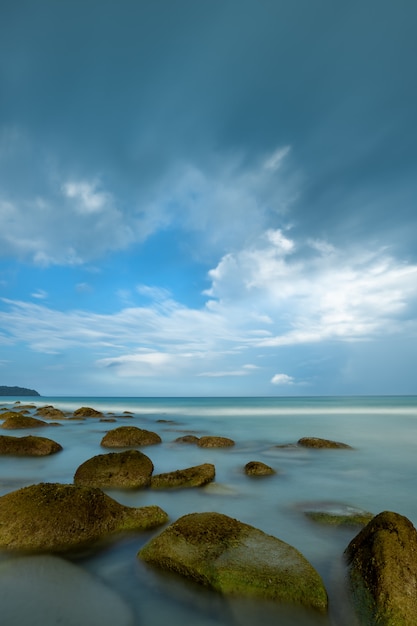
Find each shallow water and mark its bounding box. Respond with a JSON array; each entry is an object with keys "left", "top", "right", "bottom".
[{"left": 1, "top": 395, "right": 416, "bottom": 625}]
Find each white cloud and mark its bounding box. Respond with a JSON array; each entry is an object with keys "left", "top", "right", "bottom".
[
  {"left": 31, "top": 289, "right": 48, "bottom": 299},
  {"left": 62, "top": 180, "right": 111, "bottom": 215},
  {"left": 271, "top": 373, "right": 294, "bottom": 385},
  {"left": 263, "top": 146, "right": 291, "bottom": 171}
]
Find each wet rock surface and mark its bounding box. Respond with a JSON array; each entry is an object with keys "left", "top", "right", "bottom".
[
  {"left": 1, "top": 414, "right": 48, "bottom": 429},
  {"left": 0, "top": 482, "right": 168, "bottom": 552},
  {"left": 0, "top": 434, "right": 62, "bottom": 456},
  {"left": 101, "top": 425, "right": 162, "bottom": 448},
  {"left": 197, "top": 436, "right": 235, "bottom": 448},
  {"left": 345, "top": 510, "right": 417, "bottom": 626},
  {"left": 138, "top": 511, "right": 328, "bottom": 612},
  {"left": 244, "top": 461, "right": 276, "bottom": 476},
  {"left": 150, "top": 463, "right": 215, "bottom": 489},
  {"left": 297, "top": 437, "right": 353, "bottom": 449},
  {"left": 74, "top": 449, "right": 154, "bottom": 488}
]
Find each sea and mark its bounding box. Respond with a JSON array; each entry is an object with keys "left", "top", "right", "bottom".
[{"left": 1, "top": 395, "right": 417, "bottom": 626}]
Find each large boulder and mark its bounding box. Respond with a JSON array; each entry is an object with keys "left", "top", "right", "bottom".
[
  {"left": 197, "top": 436, "right": 235, "bottom": 448},
  {"left": 101, "top": 426, "right": 162, "bottom": 448},
  {"left": 74, "top": 450, "right": 154, "bottom": 488},
  {"left": 0, "top": 482, "right": 168, "bottom": 552},
  {"left": 150, "top": 463, "right": 215, "bottom": 489},
  {"left": 297, "top": 437, "right": 352, "bottom": 449},
  {"left": 138, "top": 511, "right": 328, "bottom": 612},
  {"left": 345, "top": 510, "right": 417, "bottom": 625},
  {"left": 0, "top": 434, "right": 62, "bottom": 456},
  {"left": 0, "top": 555, "right": 134, "bottom": 626},
  {"left": 1, "top": 414, "right": 48, "bottom": 429}
]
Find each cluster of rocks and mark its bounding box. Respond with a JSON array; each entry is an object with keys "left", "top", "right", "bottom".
[{"left": 0, "top": 403, "right": 416, "bottom": 624}]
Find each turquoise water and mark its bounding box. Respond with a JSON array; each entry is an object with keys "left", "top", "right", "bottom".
[{"left": 1, "top": 395, "right": 417, "bottom": 625}]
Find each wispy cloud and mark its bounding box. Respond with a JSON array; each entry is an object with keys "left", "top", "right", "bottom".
[{"left": 271, "top": 373, "right": 294, "bottom": 385}]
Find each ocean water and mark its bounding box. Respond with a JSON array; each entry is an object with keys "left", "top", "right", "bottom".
[{"left": 1, "top": 395, "right": 417, "bottom": 625}]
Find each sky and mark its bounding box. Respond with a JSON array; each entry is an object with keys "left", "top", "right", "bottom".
[{"left": 0, "top": 0, "right": 417, "bottom": 397}]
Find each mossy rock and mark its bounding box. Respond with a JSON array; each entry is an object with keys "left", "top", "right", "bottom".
[
  {"left": 197, "top": 436, "right": 235, "bottom": 448},
  {"left": 139, "top": 511, "right": 328, "bottom": 611},
  {"left": 73, "top": 407, "right": 103, "bottom": 418},
  {"left": 74, "top": 450, "right": 154, "bottom": 488},
  {"left": 101, "top": 426, "right": 162, "bottom": 448},
  {"left": 244, "top": 461, "right": 276, "bottom": 476},
  {"left": 174, "top": 435, "right": 200, "bottom": 444},
  {"left": 1, "top": 414, "right": 48, "bottom": 429},
  {"left": 0, "top": 482, "right": 168, "bottom": 552},
  {"left": 345, "top": 510, "right": 417, "bottom": 626},
  {"left": 0, "top": 434, "right": 62, "bottom": 456},
  {"left": 36, "top": 406, "right": 67, "bottom": 420},
  {"left": 301, "top": 502, "right": 373, "bottom": 527},
  {"left": 297, "top": 437, "right": 353, "bottom": 449},
  {"left": 151, "top": 463, "right": 215, "bottom": 489}
]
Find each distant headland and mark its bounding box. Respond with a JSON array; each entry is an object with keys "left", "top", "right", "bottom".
[{"left": 0, "top": 386, "right": 40, "bottom": 396}]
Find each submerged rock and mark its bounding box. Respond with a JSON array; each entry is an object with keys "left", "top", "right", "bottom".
[
  {"left": 151, "top": 463, "right": 215, "bottom": 489},
  {"left": 244, "top": 461, "right": 276, "bottom": 476},
  {"left": 74, "top": 450, "right": 154, "bottom": 488},
  {"left": 1, "top": 414, "right": 48, "bottom": 429},
  {"left": 345, "top": 510, "right": 417, "bottom": 626},
  {"left": 174, "top": 434, "right": 200, "bottom": 444},
  {"left": 73, "top": 406, "right": 103, "bottom": 418},
  {"left": 197, "top": 436, "right": 235, "bottom": 448},
  {"left": 138, "top": 511, "right": 328, "bottom": 611},
  {"left": 297, "top": 437, "right": 353, "bottom": 449},
  {"left": 0, "top": 482, "right": 168, "bottom": 552},
  {"left": 0, "top": 434, "right": 62, "bottom": 456},
  {"left": 300, "top": 501, "right": 374, "bottom": 527},
  {"left": 0, "top": 555, "right": 134, "bottom": 626},
  {"left": 101, "top": 426, "right": 162, "bottom": 448}
]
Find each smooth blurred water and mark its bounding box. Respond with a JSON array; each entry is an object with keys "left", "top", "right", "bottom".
[{"left": 1, "top": 395, "right": 417, "bottom": 626}]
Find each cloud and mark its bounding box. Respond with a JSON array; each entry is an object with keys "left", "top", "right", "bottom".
[{"left": 271, "top": 373, "right": 294, "bottom": 385}]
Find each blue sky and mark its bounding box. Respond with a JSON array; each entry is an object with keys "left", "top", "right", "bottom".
[{"left": 1, "top": 0, "right": 417, "bottom": 396}]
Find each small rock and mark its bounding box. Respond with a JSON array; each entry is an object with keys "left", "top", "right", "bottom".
[
  {"left": 244, "top": 461, "right": 276, "bottom": 476},
  {"left": 345, "top": 510, "right": 417, "bottom": 625},
  {"left": 0, "top": 482, "right": 168, "bottom": 552},
  {"left": 74, "top": 450, "right": 154, "bottom": 488},
  {"left": 151, "top": 463, "right": 215, "bottom": 489},
  {"left": 138, "top": 511, "right": 327, "bottom": 611},
  {"left": 0, "top": 434, "right": 62, "bottom": 456},
  {"left": 197, "top": 436, "right": 235, "bottom": 448},
  {"left": 36, "top": 406, "right": 67, "bottom": 420},
  {"left": 101, "top": 426, "right": 162, "bottom": 448},
  {"left": 297, "top": 437, "right": 353, "bottom": 449},
  {"left": 300, "top": 501, "right": 373, "bottom": 526},
  {"left": 174, "top": 435, "right": 200, "bottom": 444}
]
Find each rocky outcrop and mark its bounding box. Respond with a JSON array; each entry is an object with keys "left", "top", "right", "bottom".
[
  {"left": 1, "top": 414, "right": 48, "bottom": 429},
  {"left": 0, "top": 482, "right": 168, "bottom": 552},
  {"left": 0, "top": 434, "right": 62, "bottom": 456},
  {"left": 101, "top": 426, "right": 162, "bottom": 448},
  {"left": 197, "top": 436, "right": 235, "bottom": 448},
  {"left": 297, "top": 437, "right": 353, "bottom": 449},
  {"left": 244, "top": 461, "right": 276, "bottom": 476},
  {"left": 36, "top": 406, "right": 67, "bottom": 420},
  {"left": 138, "top": 511, "right": 328, "bottom": 611},
  {"left": 345, "top": 510, "right": 417, "bottom": 625},
  {"left": 73, "top": 407, "right": 103, "bottom": 418},
  {"left": 74, "top": 450, "right": 154, "bottom": 488},
  {"left": 150, "top": 463, "right": 215, "bottom": 489}
]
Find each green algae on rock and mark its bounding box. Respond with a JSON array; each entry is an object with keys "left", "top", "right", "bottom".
[
  {"left": 0, "top": 434, "right": 62, "bottom": 456},
  {"left": 150, "top": 463, "right": 215, "bottom": 489},
  {"left": 0, "top": 482, "right": 168, "bottom": 552},
  {"left": 73, "top": 406, "right": 103, "bottom": 418},
  {"left": 101, "top": 425, "right": 162, "bottom": 448},
  {"left": 74, "top": 450, "right": 154, "bottom": 488},
  {"left": 1, "top": 413, "right": 48, "bottom": 429},
  {"left": 138, "top": 511, "right": 328, "bottom": 612},
  {"left": 35, "top": 406, "right": 67, "bottom": 420},
  {"left": 297, "top": 437, "right": 353, "bottom": 449},
  {"left": 244, "top": 461, "right": 276, "bottom": 476},
  {"left": 345, "top": 510, "right": 417, "bottom": 626}
]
